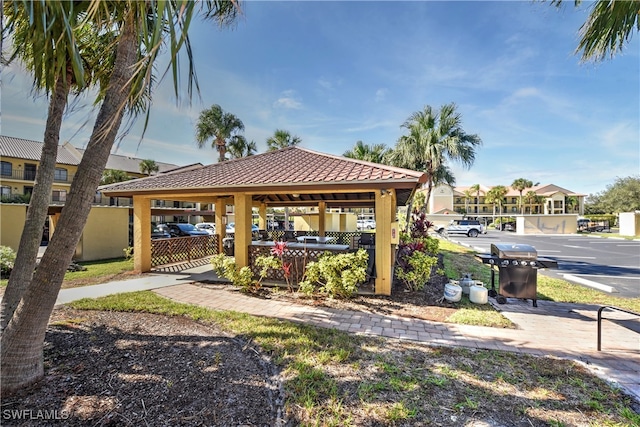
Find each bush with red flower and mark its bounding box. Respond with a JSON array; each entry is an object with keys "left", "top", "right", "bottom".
[{"left": 395, "top": 210, "right": 440, "bottom": 291}]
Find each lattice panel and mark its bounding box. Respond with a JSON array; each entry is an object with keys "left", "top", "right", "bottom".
[
  {"left": 152, "top": 235, "right": 219, "bottom": 267},
  {"left": 249, "top": 245, "right": 349, "bottom": 284}
]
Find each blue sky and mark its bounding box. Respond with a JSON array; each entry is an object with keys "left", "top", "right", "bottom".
[{"left": 3, "top": 1, "right": 638, "bottom": 196}]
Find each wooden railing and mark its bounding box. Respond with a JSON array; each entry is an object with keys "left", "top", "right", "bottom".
[{"left": 151, "top": 235, "right": 219, "bottom": 267}]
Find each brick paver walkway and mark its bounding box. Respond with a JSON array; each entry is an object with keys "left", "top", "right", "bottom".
[{"left": 154, "top": 283, "right": 640, "bottom": 403}]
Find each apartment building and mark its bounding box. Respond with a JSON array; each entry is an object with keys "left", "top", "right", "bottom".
[{"left": 426, "top": 183, "right": 585, "bottom": 219}]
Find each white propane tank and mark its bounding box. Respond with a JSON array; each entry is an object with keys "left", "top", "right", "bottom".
[
  {"left": 469, "top": 282, "right": 488, "bottom": 304},
  {"left": 459, "top": 274, "right": 474, "bottom": 295},
  {"left": 444, "top": 281, "right": 462, "bottom": 302}
]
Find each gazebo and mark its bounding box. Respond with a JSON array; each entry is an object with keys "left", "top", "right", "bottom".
[{"left": 101, "top": 146, "right": 426, "bottom": 295}]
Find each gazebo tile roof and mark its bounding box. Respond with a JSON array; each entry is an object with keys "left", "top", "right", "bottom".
[{"left": 101, "top": 146, "right": 425, "bottom": 194}]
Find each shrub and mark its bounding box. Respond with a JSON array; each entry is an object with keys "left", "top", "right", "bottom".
[
  {"left": 0, "top": 246, "right": 17, "bottom": 278},
  {"left": 210, "top": 253, "right": 256, "bottom": 292},
  {"left": 299, "top": 249, "right": 368, "bottom": 299},
  {"left": 395, "top": 249, "right": 438, "bottom": 291},
  {"left": 396, "top": 209, "right": 440, "bottom": 292}
]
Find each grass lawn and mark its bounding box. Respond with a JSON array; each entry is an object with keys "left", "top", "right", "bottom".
[
  {"left": 0, "top": 257, "right": 136, "bottom": 289},
  {"left": 69, "top": 291, "right": 640, "bottom": 426}
]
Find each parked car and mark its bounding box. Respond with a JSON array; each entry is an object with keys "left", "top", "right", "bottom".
[
  {"left": 195, "top": 222, "right": 216, "bottom": 234},
  {"left": 225, "top": 222, "right": 259, "bottom": 234},
  {"left": 151, "top": 224, "right": 170, "bottom": 239},
  {"left": 357, "top": 219, "right": 376, "bottom": 230},
  {"left": 159, "top": 223, "right": 210, "bottom": 237},
  {"left": 445, "top": 219, "right": 485, "bottom": 237}
]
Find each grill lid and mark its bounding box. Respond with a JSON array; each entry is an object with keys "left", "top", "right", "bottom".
[{"left": 491, "top": 243, "right": 537, "bottom": 259}]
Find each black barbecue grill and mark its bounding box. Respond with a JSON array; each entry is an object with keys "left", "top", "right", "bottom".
[{"left": 476, "top": 243, "right": 558, "bottom": 307}]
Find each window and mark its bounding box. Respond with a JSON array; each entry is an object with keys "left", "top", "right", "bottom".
[
  {"left": 54, "top": 168, "right": 68, "bottom": 182},
  {"left": 1, "top": 186, "right": 11, "bottom": 197},
  {"left": 52, "top": 190, "right": 67, "bottom": 202},
  {"left": 511, "top": 197, "right": 517, "bottom": 204},
  {"left": 1, "top": 161, "right": 12, "bottom": 176}
]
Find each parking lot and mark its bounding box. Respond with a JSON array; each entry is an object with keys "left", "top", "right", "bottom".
[{"left": 442, "top": 230, "right": 640, "bottom": 298}]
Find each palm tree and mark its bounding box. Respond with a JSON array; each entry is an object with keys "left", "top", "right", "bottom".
[
  {"left": 511, "top": 178, "right": 534, "bottom": 214},
  {"left": 486, "top": 185, "right": 508, "bottom": 226},
  {"left": 463, "top": 189, "right": 475, "bottom": 216},
  {"left": 551, "top": 0, "right": 640, "bottom": 62},
  {"left": 565, "top": 196, "right": 579, "bottom": 214},
  {"left": 524, "top": 190, "right": 538, "bottom": 214},
  {"left": 266, "top": 129, "right": 301, "bottom": 151},
  {"left": 1, "top": 0, "right": 241, "bottom": 394},
  {"left": 227, "top": 136, "right": 257, "bottom": 159},
  {"left": 139, "top": 159, "right": 159, "bottom": 176},
  {"left": 101, "top": 169, "right": 131, "bottom": 185},
  {"left": 1, "top": 2, "right": 115, "bottom": 333},
  {"left": 343, "top": 140, "right": 390, "bottom": 163},
  {"left": 195, "top": 104, "right": 245, "bottom": 162},
  {"left": 266, "top": 129, "right": 302, "bottom": 230},
  {"left": 393, "top": 103, "right": 481, "bottom": 215},
  {"left": 470, "top": 183, "right": 481, "bottom": 218}
]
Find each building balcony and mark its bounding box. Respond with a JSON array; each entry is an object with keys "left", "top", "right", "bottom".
[{"left": 0, "top": 170, "right": 74, "bottom": 184}]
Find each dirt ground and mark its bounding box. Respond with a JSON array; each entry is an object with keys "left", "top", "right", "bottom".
[{"left": 3, "top": 267, "right": 637, "bottom": 426}]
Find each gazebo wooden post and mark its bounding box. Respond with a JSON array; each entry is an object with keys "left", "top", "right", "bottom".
[
  {"left": 318, "top": 201, "right": 326, "bottom": 236},
  {"left": 133, "top": 196, "right": 151, "bottom": 273},
  {"left": 215, "top": 198, "right": 225, "bottom": 254},
  {"left": 258, "top": 202, "right": 267, "bottom": 230},
  {"left": 374, "top": 188, "right": 396, "bottom": 295},
  {"left": 233, "top": 192, "right": 253, "bottom": 268}
]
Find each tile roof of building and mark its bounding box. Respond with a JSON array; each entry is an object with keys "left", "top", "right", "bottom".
[
  {"left": 0, "top": 135, "right": 183, "bottom": 174},
  {"left": 76, "top": 149, "right": 182, "bottom": 174},
  {"left": 101, "top": 146, "right": 427, "bottom": 206},
  {"left": 0, "top": 135, "right": 80, "bottom": 165}
]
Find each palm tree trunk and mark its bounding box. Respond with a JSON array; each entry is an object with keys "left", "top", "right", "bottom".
[
  {"left": 1, "top": 71, "right": 71, "bottom": 332},
  {"left": 0, "top": 16, "right": 138, "bottom": 394}
]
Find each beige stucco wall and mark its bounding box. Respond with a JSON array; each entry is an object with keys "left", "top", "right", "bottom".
[
  {"left": 0, "top": 204, "right": 27, "bottom": 250},
  {"left": 295, "top": 212, "right": 356, "bottom": 232},
  {"left": 428, "top": 185, "right": 454, "bottom": 213},
  {"left": 75, "top": 206, "right": 129, "bottom": 261},
  {"left": 618, "top": 212, "right": 640, "bottom": 237},
  {"left": 516, "top": 214, "right": 578, "bottom": 235}
]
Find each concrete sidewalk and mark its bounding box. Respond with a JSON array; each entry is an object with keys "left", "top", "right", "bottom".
[{"left": 54, "top": 264, "right": 640, "bottom": 404}]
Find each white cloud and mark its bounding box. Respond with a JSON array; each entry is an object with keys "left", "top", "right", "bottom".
[
  {"left": 375, "top": 88, "right": 388, "bottom": 102},
  {"left": 273, "top": 90, "right": 303, "bottom": 109}
]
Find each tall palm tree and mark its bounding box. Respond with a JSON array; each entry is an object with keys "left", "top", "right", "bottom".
[
  {"left": 470, "top": 183, "right": 481, "bottom": 218},
  {"left": 1, "top": 0, "right": 241, "bottom": 394},
  {"left": 227, "top": 135, "right": 257, "bottom": 159},
  {"left": 393, "top": 103, "right": 481, "bottom": 215},
  {"left": 524, "top": 190, "right": 538, "bottom": 214},
  {"left": 551, "top": 0, "right": 640, "bottom": 62},
  {"left": 343, "top": 140, "right": 390, "bottom": 163},
  {"left": 266, "top": 129, "right": 301, "bottom": 151},
  {"left": 195, "top": 104, "right": 245, "bottom": 162},
  {"left": 139, "top": 159, "right": 159, "bottom": 176},
  {"left": 1, "top": 2, "right": 115, "bottom": 333},
  {"left": 266, "top": 129, "right": 302, "bottom": 230},
  {"left": 511, "top": 178, "right": 534, "bottom": 214},
  {"left": 463, "top": 189, "right": 475, "bottom": 216},
  {"left": 486, "top": 185, "right": 508, "bottom": 226}
]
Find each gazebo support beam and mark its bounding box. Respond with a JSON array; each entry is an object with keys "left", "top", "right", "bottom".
[
  {"left": 215, "top": 198, "right": 225, "bottom": 254},
  {"left": 233, "top": 192, "right": 253, "bottom": 269},
  {"left": 133, "top": 196, "right": 151, "bottom": 273},
  {"left": 318, "top": 201, "right": 326, "bottom": 236},
  {"left": 374, "top": 188, "right": 396, "bottom": 295}
]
